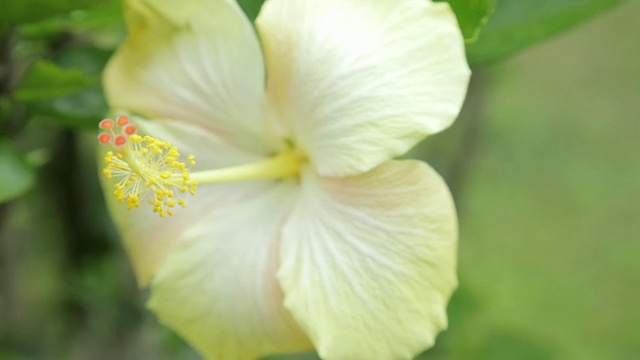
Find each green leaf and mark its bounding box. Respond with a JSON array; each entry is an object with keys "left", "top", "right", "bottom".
[
  {"left": 28, "top": 46, "right": 111, "bottom": 129},
  {"left": 436, "top": 0, "right": 496, "bottom": 44},
  {"left": 467, "top": 0, "right": 625, "bottom": 64},
  {"left": 54, "top": 45, "right": 113, "bottom": 77},
  {"left": 0, "top": 97, "right": 11, "bottom": 125},
  {"left": 0, "top": 0, "right": 116, "bottom": 24},
  {"left": 14, "top": 60, "right": 98, "bottom": 102},
  {"left": 19, "top": 3, "right": 124, "bottom": 39},
  {"left": 32, "top": 87, "right": 108, "bottom": 129},
  {"left": 237, "top": 0, "right": 266, "bottom": 22},
  {"left": 0, "top": 141, "right": 35, "bottom": 204}
]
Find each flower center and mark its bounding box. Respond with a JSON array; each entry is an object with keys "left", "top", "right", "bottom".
[{"left": 98, "top": 115, "right": 304, "bottom": 217}]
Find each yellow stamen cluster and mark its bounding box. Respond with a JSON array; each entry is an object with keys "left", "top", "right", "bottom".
[
  {"left": 98, "top": 116, "right": 307, "bottom": 218},
  {"left": 102, "top": 134, "right": 197, "bottom": 217}
]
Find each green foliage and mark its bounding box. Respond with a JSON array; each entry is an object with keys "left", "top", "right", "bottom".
[
  {"left": 0, "top": 0, "right": 116, "bottom": 24},
  {"left": 28, "top": 46, "right": 112, "bottom": 129},
  {"left": 237, "top": 0, "right": 265, "bottom": 22},
  {"left": 30, "top": 87, "right": 108, "bottom": 129},
  {"left": 435, "top": 0, "right": 496, "bottom": 44},
  {"left": 0, "top": 141, "right": 35, "bottom": 204},
  {"left": 467, "top": 0, "right": 625, "bottom": 64},
  {"left": 475, "top": 333, "right": 554, "bottom": 360},
  {"left": 14, "top": 60, "right": 98, "bottom": 101},
  {"left": 0, "top": 98, "right": 11, "bottom": 122},
  {"left": 19, "top": 3, "right": 123, "bottom": 39}
]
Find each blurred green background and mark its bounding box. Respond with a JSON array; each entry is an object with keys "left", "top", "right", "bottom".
[{"left": 1, "top": 0, "right": 638, "bottom": 359}]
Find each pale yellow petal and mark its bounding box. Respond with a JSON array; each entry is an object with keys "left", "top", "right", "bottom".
[
  {"left": 147, "top": 180, "right": 312, "bottom": 360},
  {"left": 279, "top": 160, "right": 458, "bottom": 360},
  {"left": 257, "top": 0, "right": 470, "bottom": 177},
  {"left": 105, "top": 0, "right": 280, "bottom": 153}
]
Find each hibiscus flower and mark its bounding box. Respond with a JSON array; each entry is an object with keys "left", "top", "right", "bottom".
[{"left": 99, "top": 0, "right": 470, "bottom": 359}]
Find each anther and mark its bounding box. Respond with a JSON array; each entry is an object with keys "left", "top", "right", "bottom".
[
  {"left": 99, "top": 119, "right": 114, "bottom": 129},
  {"left": 124, "top": 124, "right": 137, "bottom": 135},
  {"left": 98, "top": 133, "right": 112, "bottom": 144},
  {"left": 114, "top": 135, "right": 127, "bottom": 146},
  {"left": 117, "top": 115, "right": 130, "bottom": 126}
]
